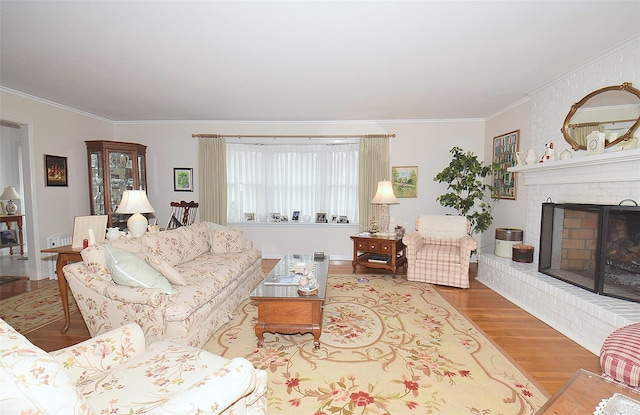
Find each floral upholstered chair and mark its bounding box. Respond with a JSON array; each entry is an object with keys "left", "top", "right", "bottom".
[
  {"left": 0, "top": 318, "right": 268, "bottom": 414},
  {"left": 402, "top": 215, "right": 477, "bottom": 288}
]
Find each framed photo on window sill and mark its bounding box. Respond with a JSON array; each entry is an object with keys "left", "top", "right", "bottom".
[{"left": 269, "top": 213, "right": 281, "bottom": 222}]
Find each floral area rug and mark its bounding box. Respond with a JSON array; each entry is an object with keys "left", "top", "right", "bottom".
[
  {"left": 205, "top": 274, "right": 548, "bottom": 414},
  {"left": 0, "top": 283, "right": 78, "bottom": 334}
]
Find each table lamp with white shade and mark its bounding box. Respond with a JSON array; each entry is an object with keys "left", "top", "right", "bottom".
[
  {"left": 370, "top": 180, "right": 399, "bottom": 235},
  {"left": 0, "top": 186, "right": 22, "bottom": 215},
  {"left": 115, "top": 190, "right": 155, "bottom": 237}
]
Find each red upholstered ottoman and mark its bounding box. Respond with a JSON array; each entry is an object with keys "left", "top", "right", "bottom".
[{"left": 600, "top": 323, "right": 640, "bottom": 391}]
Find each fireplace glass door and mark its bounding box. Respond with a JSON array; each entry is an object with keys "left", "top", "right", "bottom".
[{"left": 539, "top": 202, "right": 640, "bottom": 303}]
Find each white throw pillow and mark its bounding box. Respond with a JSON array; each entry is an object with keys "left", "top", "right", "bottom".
[
  {"left": 418, "top": 215, "right": 469, "bottom": 240},
  {"left": 105, "top": 245, "right": 173, "bottom": 294},
  {"left": 145, "top": 255, "right": 186, "bottom": 285}
]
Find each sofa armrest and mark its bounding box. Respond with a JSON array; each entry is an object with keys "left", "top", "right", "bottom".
[
  {"left": 103, "top": 283, "right": 166, "bottom": 307},
  {"left": 402, "top": 232, "right": 426, "bottom": 259},
  {"left": 152, "top": 357, "right": 264, "bottom": 414},
  {"left": 50, "top": 323, "right": 147, "bottom": 386},
  {"left": 63, "top": 263, "right": 166, "bottom": 307}
]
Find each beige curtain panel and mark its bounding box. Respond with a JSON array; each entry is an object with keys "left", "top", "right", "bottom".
[
  {"left": 198, "top": 137, "right": 227, "bottom": 225},
  {"left": 358, "top": 137, "right": 390, "bottom": 232}
]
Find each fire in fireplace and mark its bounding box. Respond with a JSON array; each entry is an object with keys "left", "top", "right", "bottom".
[{"left": 539, "top": 202, "right": 640, "bottom": 303}]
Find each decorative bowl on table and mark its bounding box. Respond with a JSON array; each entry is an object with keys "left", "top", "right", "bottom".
[{"left": 596, "top": 393, "right": 640, "bottom": 415}]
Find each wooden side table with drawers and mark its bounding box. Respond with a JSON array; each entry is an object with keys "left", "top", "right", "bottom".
[{"left": 350, "top": 234, "right": 407, "bottom": 276}]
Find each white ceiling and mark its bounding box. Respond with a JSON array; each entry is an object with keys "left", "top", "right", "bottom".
[{"left": 1, "top": 1, "right": 639, "bottom": 122}]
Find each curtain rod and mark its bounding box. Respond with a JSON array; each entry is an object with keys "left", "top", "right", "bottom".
[{"left": 192, "top": 133, "right": 396, "bottom": 139}]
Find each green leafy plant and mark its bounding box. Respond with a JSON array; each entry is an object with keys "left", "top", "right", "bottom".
[{"left": 433, "top": 146, "right": 497, "bottom": 235}]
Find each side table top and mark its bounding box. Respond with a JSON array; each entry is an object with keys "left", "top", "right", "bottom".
[
  {"left": 41, "top": 244, "right": 83, "bottom": 255},
  {"left": 351, "top": 233, "right": 404, "bottom": 241},
  {"left": 536, "top": 369, "right": 640, "bottom": 414}
]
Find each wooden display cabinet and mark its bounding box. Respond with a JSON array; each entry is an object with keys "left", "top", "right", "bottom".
[{"left": 86, "top": 140, "right": 148, "bottom": 229}]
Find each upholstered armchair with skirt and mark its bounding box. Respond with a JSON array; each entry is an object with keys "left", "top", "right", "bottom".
[
  {"left": 1, "top": 318, "right": 268, "bottom": 414},
  {"left": 402, "top": 215, "right": 477, "bottom": 288}
]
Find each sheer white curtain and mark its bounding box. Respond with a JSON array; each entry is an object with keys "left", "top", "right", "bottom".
[{"left": 226, "top": 142, "right": 359, "bottom": 223}]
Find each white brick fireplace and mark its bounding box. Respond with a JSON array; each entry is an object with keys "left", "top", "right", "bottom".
[{"left": 477, "top": 149, "right": 640, "bottom": 354}]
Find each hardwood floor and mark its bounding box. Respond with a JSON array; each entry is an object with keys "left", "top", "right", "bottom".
[{"left": 1, "top": 259, "right": 601, "bottom": 396}]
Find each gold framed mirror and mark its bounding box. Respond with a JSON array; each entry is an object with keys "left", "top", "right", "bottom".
[{"left": 561, "top": 82, "right": 640, "bottom": 150}]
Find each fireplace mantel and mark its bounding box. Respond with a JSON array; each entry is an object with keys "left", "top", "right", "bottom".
[{"left": 508, "top": 148, "right": 640, "bottom": 185}]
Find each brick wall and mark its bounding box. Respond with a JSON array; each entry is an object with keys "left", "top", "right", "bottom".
[
  {"left": 478, "top": 36, "right": 640, "bottom": 355},
  {"left": 560, "top": 209, "right": 598, "bottom": 272}
]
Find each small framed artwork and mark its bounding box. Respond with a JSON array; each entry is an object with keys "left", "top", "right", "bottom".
[
  {"left": 244, "top": 212, "right": 255, "bottom": 222},
  {"left": 0, "top": 229, "right": 18, "bottom": 247},
  {"left": 173, "top": 168, "right": 194, "bottom": 192},
  {"left": 280, "top": 215, "right": 289, "bottom": 222},
  {"left": 269, "top": 212, "right": 281, "bottom": 222},
  {"left": 492, "top": 130, "right": 519, "bottom": 200},
  {"left": 45, "top": 155, "right": 68, "bottom": 187},
  {"left": 291, "top": 211, "right": 300, "bottom": 222},
  {"left": 338, "top": 215, "right": 348, "bottom": 224},
  {"left": 330, "top": 214, "right": 339, "bottom": 223},
  {"left": 315, "top": 212, "right": 327, "bottom": 223},
  {"left": 391, "top": 166, "right": 418, "bottom": 198}
]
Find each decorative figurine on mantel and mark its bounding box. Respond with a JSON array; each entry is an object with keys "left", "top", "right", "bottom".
[{"left": 539, "top": 142, "right": 555, "bottom": 162}]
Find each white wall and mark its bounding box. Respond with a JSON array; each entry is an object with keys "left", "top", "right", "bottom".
[
  {"left": 0, "top": 89, "right": 113, "bottom": 278},
  {"left": 0, "top": 124, "right": 22, "bottom": 194},
  {"left": 481, "top": 100, "right": 531, "bottom": 254},
  {"left": 114, "top": 119, "right": 485, "bottom": 259}
]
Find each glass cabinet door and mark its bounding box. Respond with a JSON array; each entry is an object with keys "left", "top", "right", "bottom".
[
  {"left": 90, "top": 150, "right": 105, "bottom": 215},
  {"left": 86, "top": 140, "right": 148, "bottom": 229},
  {"left": 108, "top": 150, "right": 135, "bottom": 226}
]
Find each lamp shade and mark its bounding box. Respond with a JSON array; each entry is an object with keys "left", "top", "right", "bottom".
[
  {"left": 115, "top": 190, "right": 155, "bottom": 214},
  {"left": 1, "top": 186, "right": 22, "bottom": 215},
  {"left": 370, "top": 181, "right": 399, "bottom": 205},
  {"left": 0, "top": 186, "right": 21, "bottom": 201},
  {"left": 116, "top": 190, "right": 155, "bottom": 238}
]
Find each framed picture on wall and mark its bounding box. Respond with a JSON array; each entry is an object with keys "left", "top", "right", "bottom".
[
  {"left": 491, "top": 130, "right": 519, "bottom": 200},
  {"left": 391, "top": 166, "right": 418, "bottom": 198},
  {"left": 45, "top": 154, "right": 68, "bottom": 187},
  {"left": 173, "top": 168, "right": 193, "bottom": 192}
]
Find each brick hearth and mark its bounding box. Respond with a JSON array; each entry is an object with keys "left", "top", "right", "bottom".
[{"left": 478, "top": 149, "right": 640, "bottom": 355}]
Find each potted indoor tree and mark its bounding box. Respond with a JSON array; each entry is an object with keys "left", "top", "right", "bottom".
[{"left": 433, "top": 146, "right": 497, "bottom": 235}]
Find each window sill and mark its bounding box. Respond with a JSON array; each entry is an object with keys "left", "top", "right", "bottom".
[{"left": 229, "top": 222, "right": 359, "bottom": 228}]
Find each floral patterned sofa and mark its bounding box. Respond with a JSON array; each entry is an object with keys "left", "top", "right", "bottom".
[
  {"left": 63, "top": 222, "right": 263, "bottom": 347},
  {"left": 0, "top": 318, "right": 268, "bottom": 414}
]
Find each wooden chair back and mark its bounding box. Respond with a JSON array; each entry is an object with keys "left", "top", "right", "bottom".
[{"left": 166, "top": 201, "right": 199, "bottom": 230}]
